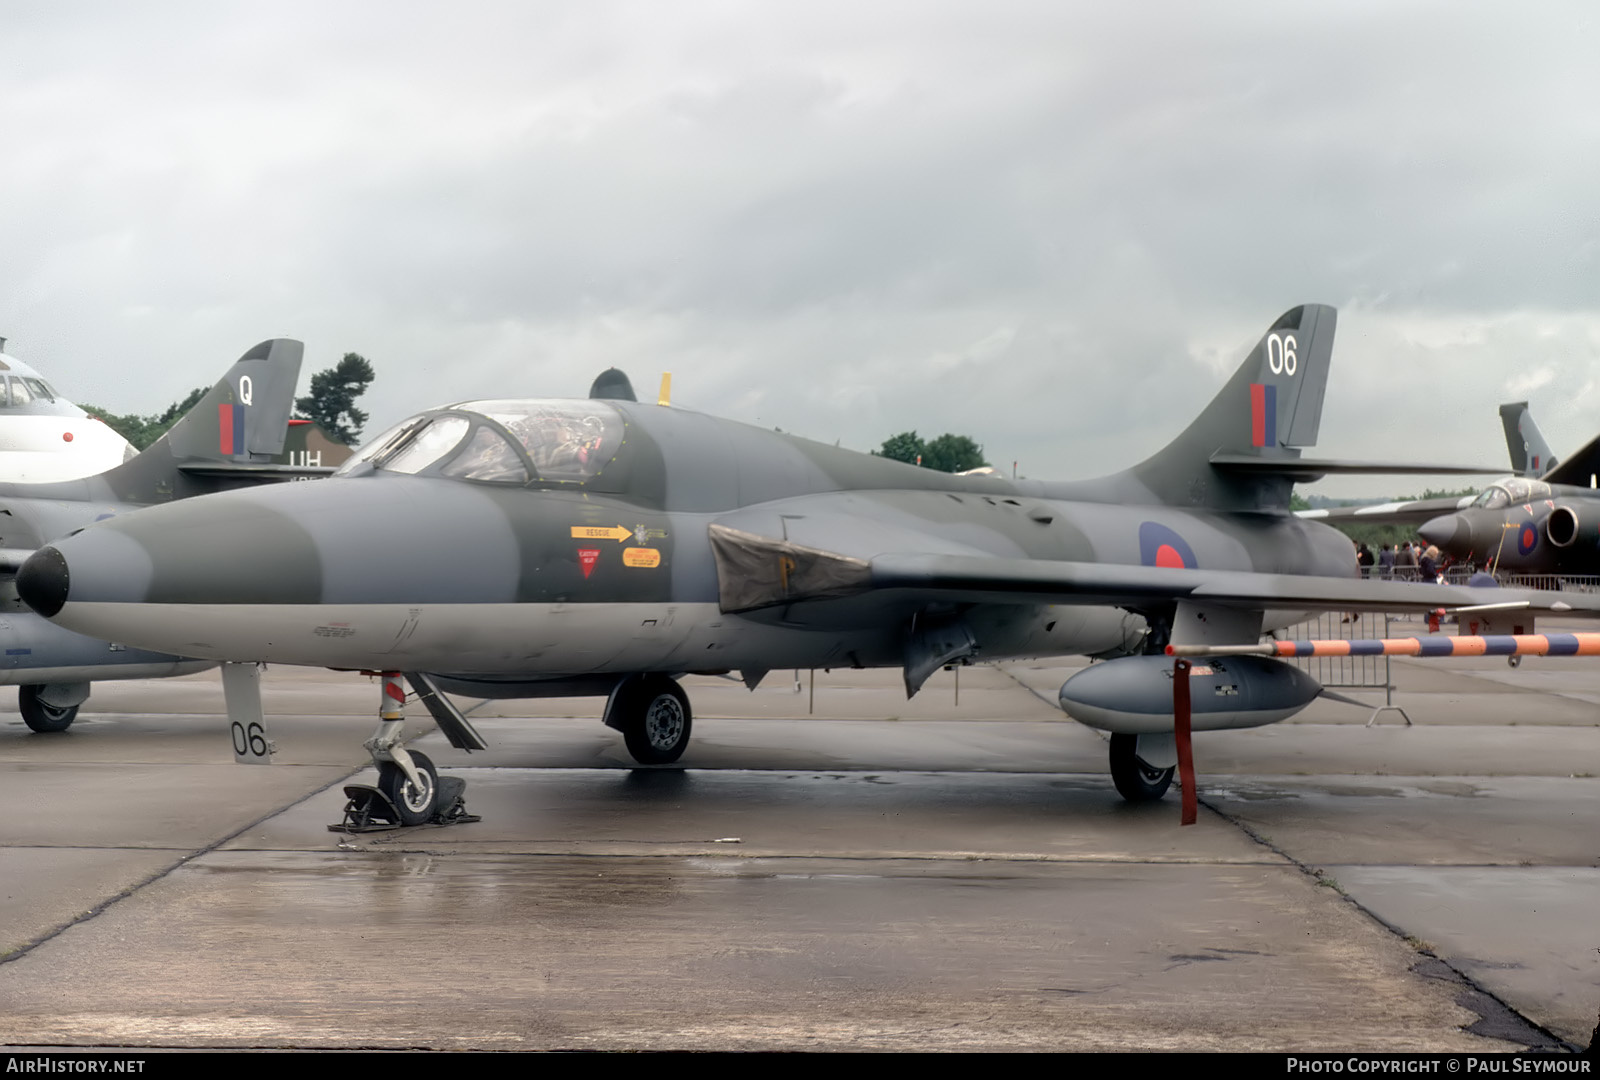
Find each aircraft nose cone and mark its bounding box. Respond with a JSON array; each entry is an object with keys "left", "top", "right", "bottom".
[
  {"left": 17, "top": 545, "right": 70, "bottom": 618},
  {"left": 1417, "top": 514, "right": 1461, "bottom": 551}
]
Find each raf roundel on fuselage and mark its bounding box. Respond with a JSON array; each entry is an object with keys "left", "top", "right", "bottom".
[
  {"left": 1137, "top": 521, "right": 1197, "bottom": 569},
  {"left": 336, "top": 400, "right": 626, "bottom": 488}
]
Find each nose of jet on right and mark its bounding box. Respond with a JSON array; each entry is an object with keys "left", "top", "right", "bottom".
[
  {"left": 1417, "top": 514, "right": 1464, "bottom": 552},
  {"left": 17, "top": 544, "right": 70, "bottom": 619}
]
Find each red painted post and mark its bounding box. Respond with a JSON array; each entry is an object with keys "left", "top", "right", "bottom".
[{"left": 1173, "top": 658, "right": 1197, "bottom": 826}]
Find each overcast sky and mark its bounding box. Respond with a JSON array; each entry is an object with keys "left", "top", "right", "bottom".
[{"left": 3, "top": 1, "right": 1597, "bottom": 495}]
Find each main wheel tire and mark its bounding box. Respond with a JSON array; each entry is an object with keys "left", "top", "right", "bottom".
[
  {"left": 20, "top": 685, "right": 78, "bottom": 733},
  {"left": 621, "top": 677, "right": 692, "bottom": 765},
  {"left": 1109, "top": 733, "right": 1174, "bottom": 802},
  {"left": 377, "top": 750, "right": 439, "bottom": 826}
]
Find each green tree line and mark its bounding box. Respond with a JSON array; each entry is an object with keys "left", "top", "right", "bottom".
[{"left": 873, "top": 431, "right": 988, "bottom": 473}]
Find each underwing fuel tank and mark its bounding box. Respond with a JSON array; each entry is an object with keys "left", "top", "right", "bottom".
[{"left": 1057, "top": 654, "right": 1322, "bottom": 734}]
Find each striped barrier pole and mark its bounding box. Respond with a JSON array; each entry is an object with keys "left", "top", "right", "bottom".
[{"left": 1168, "top": 632, "right": 1600, "bottom": 659}]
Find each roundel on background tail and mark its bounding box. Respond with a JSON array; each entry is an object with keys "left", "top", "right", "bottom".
[
  {"left": 1518, "top": 523, "right": 1538, "bottom": 556},
  {"left": 1139, "top": 521, "right": 1197, "bottom": 569}
]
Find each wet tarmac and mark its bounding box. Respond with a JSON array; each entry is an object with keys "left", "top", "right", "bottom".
[{"left": 0, "top": 650, "right": 1595, "bottom": 1051}]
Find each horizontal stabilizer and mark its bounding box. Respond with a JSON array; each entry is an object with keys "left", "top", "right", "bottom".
[
  {"left": 1209, "top": 454, "right": 1503, "bottom": 479},
  {"left": 178, "top": 463, "right": 336, "bottom": 479}
]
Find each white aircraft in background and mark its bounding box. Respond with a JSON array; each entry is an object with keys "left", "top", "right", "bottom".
[{"left": 0, "top": 338, "right": 136, "bottom": 482}]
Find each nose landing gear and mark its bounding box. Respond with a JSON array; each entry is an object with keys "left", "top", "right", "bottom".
[{"left": 329, "top": 672, "right": 479, "bottom": 834}]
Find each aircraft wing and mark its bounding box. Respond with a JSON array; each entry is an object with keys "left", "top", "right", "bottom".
[
  {"left": 707, "top": 524, "right": 1594, "bottom": 617},
  {"left": 863, "top": 554, "right": 1595, "bottom": 616},
  {"left": 1294, "top": 494, "right": 1476, "bottom": 528}
]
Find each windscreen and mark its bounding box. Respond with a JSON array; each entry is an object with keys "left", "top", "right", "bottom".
[
  {"left": 334, "top": 400, "right": 624, "bottom": 485},
  {"left": 456, "top": 400, "right": 623, "bottom": 483}
]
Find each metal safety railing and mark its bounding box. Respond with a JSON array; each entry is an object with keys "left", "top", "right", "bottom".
[
  {"left": 1484, "top": 572, "right": 1600, "bottom": 593},
  {"left": 1356, "top": 565, "right": 1600, "bottom": 591},
  {"left": 1274, "top": 610, "right": 1410, "bottom": 726}
]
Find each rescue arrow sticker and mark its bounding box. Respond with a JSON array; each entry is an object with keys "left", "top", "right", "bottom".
[
  {"left": 571, "top": 525, "right": 632, "bottom": 543},
  {"left": 623, "top": 547, "right": 661, "bottom": 568},
  {"left": 578, "top": 548, "right": 600, "bottom": 578}
]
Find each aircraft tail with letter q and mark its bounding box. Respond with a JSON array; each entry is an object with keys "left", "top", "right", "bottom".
[
  {"left": 0, "top": 338, "right": 322, "bottom": 514},
  {"left": 0, "top": 337, "right": 318, "bottom": 732}
]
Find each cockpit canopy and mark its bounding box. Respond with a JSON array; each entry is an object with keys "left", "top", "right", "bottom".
[
  {"left": 0, "top": 375, "right": 60, "bottom": 408},
  {"left": 336, "top": 400, "right": 625, "bottom": 486},
  {"left": 1471, "top": 477, "right": 1551, "bottom": 510}
]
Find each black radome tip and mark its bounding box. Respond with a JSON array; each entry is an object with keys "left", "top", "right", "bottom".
[{"left": 17, "top": 545, "right": 70, "bottom": 618}]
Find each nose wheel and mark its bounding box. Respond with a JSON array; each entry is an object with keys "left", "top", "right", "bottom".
[
  {"left": 331, "top": 672, "right": 479, "bottom": 833},
  {"left": 378, "top": 750, "right": 439, "bottom": 826}
]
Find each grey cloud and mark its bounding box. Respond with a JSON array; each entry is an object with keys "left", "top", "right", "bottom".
[{"left": 0, "top": 2, "right": 1596, "bottom": 501}]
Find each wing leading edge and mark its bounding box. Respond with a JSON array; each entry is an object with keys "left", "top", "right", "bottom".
[
  {"left": 706, "top": 525, "right": 1597, "bottom": 618},
  {"left": 865, "top": 554, "right": 1599, "bottom": 616}
]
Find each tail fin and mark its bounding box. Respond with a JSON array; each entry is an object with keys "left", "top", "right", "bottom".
[
  {"left": 1499, "top": 401, "right": 1557, "bottom": 478},
  {"left": 1129, "top": 304, "right": 1337, "bottom": 511},
  {"left": 98, "top": 339, "right": 305, "bottom": 503}
]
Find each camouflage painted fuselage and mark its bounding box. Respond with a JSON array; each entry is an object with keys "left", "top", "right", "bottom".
[{"left": 28, "top": 398, "right": 1359, "bottom": 680}]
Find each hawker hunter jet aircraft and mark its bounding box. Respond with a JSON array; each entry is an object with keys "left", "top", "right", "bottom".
[
  {"left": 0, "top": 339, "right": 307, "bottom": 731},
  {"left": 21, "top": 305, "right": 1582, "bottom": 818}
]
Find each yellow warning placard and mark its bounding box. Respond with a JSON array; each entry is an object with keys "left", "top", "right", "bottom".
[
  {"left": 623, "top": 547, "right": 661, "bottom": 568},
  {"left": 571, "top": 525, "right": 631, "bottom": 543}
]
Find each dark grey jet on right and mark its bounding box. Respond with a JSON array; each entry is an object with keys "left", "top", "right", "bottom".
[
  {"left": 1296, "top": 400, "right": 1565, "bottom": 531},
  {"left": 1299, "top": 400, "right": 1600, "bottom": 574},
  {"left": 23, "top": 305, "right": 1572, "bottom": 816}
]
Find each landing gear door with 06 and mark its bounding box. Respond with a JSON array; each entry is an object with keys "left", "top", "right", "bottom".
[{"left": 221, "top": 661, "right": 274, "bottom": 764}]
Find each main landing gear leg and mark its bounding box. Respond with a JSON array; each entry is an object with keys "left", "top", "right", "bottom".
[
  {"left": 1108, "top": 733, "right": 1176, "bottom": 803},
  {"left": 332, "top": 671, "right": 477, "bottom": 832}
]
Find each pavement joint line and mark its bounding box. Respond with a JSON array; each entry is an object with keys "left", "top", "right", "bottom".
[
  {"left": 1196, "top": 791, "right": 1583, "bottom": 1054},
  {"left": 0, "top": 760, "right": 371, "bottom": 967},
  {"left": 208, "top": 846, "right": 1287, "bottom": 865},
  {"left": 424, "top": 766, "right": 1120, "bottom": 776},
  {"left": 0, "top": 762, "right": 363, "bottom": 768},
  {"left": 994, "top": 663, "right": 1078, "bottom": 715},
  {"left": 1, "top": 844, "right": 220, "bottom": 852}
]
